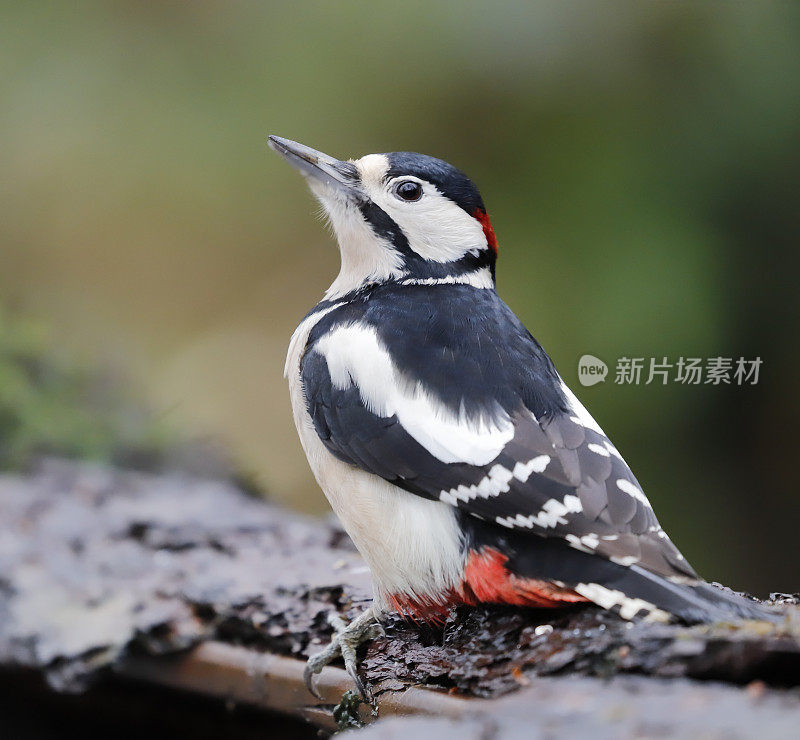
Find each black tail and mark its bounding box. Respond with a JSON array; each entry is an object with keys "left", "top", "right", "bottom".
[
  {"left": 486, "top": 523, "right": 779, "bottom": 624},
  {"left": 602, "top": 564, "right": 779, "bottom": 623}
]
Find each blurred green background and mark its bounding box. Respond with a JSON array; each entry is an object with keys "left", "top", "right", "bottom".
[{"left": 1, "top": 2, "right": 798, "bottom": 595}]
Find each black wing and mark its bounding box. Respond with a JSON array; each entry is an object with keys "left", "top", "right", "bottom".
[{"left": 301, "top": 284, "right": 696, "bottom": 582}]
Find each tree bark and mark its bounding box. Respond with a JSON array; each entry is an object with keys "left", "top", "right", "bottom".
[{"left": 1, "top": 459, "right": 798, "bottom": 736}]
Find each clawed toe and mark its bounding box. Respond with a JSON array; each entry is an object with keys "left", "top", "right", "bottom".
[
  {"left": 303, "top": 642, "right": 337, "bottom": 699},
  {"left": 303, "top": 662, "right": 323, "bottom": 700},
  {"left": 303, "top": 607, "right": 379, "bottom": 701}
]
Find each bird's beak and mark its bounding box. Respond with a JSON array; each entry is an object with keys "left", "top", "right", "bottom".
[{"left": 268, "top": 135, "right": 360, "bottom": 196}]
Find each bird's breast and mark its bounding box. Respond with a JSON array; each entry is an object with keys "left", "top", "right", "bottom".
[{"left": 286, "top": 306, "right": 466, "bottom": 610}]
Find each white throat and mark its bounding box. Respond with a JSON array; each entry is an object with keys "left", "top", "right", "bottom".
[{"left": 311, "top": 179, "right": 405, "bottom": 300}]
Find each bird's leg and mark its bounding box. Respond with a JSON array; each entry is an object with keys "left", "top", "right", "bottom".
[{"left": 303, "top": 606, "right": 382, "bottom": 701}]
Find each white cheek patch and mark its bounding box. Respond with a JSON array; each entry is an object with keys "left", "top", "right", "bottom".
[
  {"left": 382, "top": 188, "right": 488, "bottom": 263},
  {"left": 354, "top": 155, "right": 489, "bottom": 264},
  {"left": 315, "top": 323, "right": 514, "bottom": 466}
]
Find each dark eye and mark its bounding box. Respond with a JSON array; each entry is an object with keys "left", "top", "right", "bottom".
[{"left": 393, "top": 180, "right": 423, "bottom": 202}]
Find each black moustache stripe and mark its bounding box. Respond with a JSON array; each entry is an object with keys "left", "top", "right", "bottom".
[
  {"left": 357, "top": 201, "right": 412, "bottom": 256},
  {"left": 357, "top": 201, "right": 495, "bottom": 280}
]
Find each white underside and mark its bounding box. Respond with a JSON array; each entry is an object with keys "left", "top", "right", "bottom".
[{"left": 286, "top": 309, "right": 464, "bottom": 611}]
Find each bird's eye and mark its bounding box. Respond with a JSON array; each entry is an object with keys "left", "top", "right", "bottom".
[{"left": 392, "top": 180, "right": 423, "bottom": 202}]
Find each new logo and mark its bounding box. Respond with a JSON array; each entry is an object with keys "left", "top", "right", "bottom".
[{"left": 577, "top": 354, "right": 608, "bottom": 386}]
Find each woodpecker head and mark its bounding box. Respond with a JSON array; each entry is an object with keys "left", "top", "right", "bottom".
[{"left": 269, "top": 136, "right": 498, "bottom": 299}]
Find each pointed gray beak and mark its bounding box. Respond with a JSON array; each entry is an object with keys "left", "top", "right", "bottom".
[{"left": 268, "top": 135, "right": 359, "bottom": 195}]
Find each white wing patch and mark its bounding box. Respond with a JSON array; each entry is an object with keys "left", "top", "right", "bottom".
[
  {"left": 315, "top": 323, "right": 514, "bottom": 466},
  {"left": 440, "top": 463, "right": 513, "bottom": 505},
  {"left": 438, "top": 455, "right": 551, "bottom": 507},
  {"left": 616, "top": 478, "right": 653, "bottom": 509},
  {"left": 512, "top": 454, "right": 551, "bottom": 482},
  {"left": 496, "top": 494, "right": 582, "bottom": 530},
  {"left": 559, "top": 377, "right": 657, "bottom": 517}
]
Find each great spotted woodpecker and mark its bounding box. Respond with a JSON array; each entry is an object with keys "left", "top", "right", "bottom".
[{"left": 269, "top": 135, "right": 773, "bottom": 698}]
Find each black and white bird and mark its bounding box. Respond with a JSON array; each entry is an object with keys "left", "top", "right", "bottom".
[{"left": 269, "top": 135, "right": 773, "bottom": 697}]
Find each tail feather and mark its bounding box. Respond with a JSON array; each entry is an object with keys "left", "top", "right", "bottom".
[
  {"left": 576, "top": 563, "right": 778, "bottom": 624},
  {"left": 464, "top": 517, "right": 778, "bottom": 624},
  {"left": 683, "top": 579, "right": 777, "bottom": 622}
]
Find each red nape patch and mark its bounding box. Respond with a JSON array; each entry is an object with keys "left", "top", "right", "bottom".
[
  {"left": 461, "top": 548, "right": 589, "bottom": 608},
  {"left": 472, "top": 208, "right": 499, "bottom": 255}
]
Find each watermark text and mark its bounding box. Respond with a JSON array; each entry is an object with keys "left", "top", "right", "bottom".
[{"left": 577, "top": 356, "right": 762, "bottom": 387}]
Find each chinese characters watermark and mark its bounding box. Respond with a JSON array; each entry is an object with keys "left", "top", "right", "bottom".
[{"left": 577, "top": 355, "right": 762, "bottom": 387}]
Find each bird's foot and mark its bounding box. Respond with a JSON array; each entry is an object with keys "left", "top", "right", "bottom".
[{"left": 304, "top": 606, "right": 382, "bottom": 701}]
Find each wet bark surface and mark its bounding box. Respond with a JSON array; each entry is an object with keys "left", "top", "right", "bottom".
[
  {"left": 1, "top": 459, "right": 799, "bottom": 736},
  {"left": 348, "top": 675, "right": 800, "bottom": 740}
]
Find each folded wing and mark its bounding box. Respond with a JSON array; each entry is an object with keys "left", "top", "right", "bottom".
[{"left": 301, "top": 288, "right": 696, "bottom": 584}]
